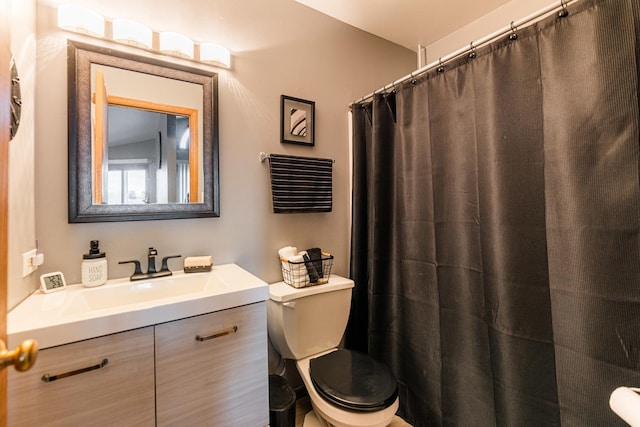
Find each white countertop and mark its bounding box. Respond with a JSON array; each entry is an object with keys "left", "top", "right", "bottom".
[{"left": 8, "top": 264, "right": 269, "bottom": 349}]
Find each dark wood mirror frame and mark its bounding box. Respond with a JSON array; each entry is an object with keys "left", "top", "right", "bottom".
[{"left": 68, "top": 41, "right": 219, "bottom": 222}]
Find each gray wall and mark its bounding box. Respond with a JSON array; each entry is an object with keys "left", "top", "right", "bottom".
[
  {"left": 19, "top": 0, "right": 415, "bottom": 306},
  {"left": 8, "top": 0, "right": 37, "bottom": 310}
]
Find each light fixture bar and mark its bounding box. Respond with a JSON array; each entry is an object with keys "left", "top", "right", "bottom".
[{"left": 57, "top": 5, "right": 230, "bottom": 69}]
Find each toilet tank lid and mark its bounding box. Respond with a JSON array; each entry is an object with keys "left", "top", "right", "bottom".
[{"left": 269, "top": 275, "right": 354, "bottom": 302}]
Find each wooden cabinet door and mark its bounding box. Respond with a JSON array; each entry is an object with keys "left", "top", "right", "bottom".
[
  {"left": 155, "top": 302, "right": 269, "bottom": 427},
  {"left": 7, "top": 327, "right": 155, "bottom": 427}
]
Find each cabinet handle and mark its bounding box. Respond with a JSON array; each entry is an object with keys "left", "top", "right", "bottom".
[
  {"left": 195, "top": 326, "right": 238, "bottom": 342},
  {"left": 41, "top": 358, "right": 109, "bottom": 383}
]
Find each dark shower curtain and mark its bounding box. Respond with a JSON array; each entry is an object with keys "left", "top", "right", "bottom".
[{"left": 348, "top": 0, "right": 640, "bottom": 425}]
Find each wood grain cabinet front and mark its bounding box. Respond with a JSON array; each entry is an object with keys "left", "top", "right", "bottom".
[
  {"left": 7, "top": 302, "right": 269, "bottom": 426},
  {"left": 155, "top": 302, "right": 269, "bottom": 427},
  {"left": 8, "top": 326, "right": 155, "bottom": 427}
]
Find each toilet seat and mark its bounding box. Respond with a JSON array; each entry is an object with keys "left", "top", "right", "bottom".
[
  {"left": 309, "top": 349, "right": 398, "bottom": 412},
  {"left": 296, "top": 350, "right": 399, "bottom": 427}
]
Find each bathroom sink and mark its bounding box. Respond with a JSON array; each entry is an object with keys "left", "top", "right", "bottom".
[
  {"left": 63, "top": 273, "right": 211, "bottom": 315},
  {"left": 8, "top": 264, "right": 269, "bottom": 350}
]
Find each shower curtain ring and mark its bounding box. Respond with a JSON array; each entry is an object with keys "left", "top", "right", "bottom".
[
  {"left": 558, "top": 0, "right": 569, "bottom": 18},
  {"left": 409, "top": 72, "right": 417, "bottom": 85},
  {"left": 385, "top": 83, "right": 394, "bottom": 95},
  {"left": 509, "top": 21, "right": 518, "bottom": 40},
  {"left": 437, "top": 58, "right": 445, "bottom": 73},
  {"left": 382, "top": 83, "right": 395, "bottom": 96},
  {"left": 468, "top": 41, "right": 477, "bottom": 59}
]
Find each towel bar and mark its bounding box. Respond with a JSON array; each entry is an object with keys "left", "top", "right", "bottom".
[{"left": 259, "top": 152, "right": 334, "bottom": 163}]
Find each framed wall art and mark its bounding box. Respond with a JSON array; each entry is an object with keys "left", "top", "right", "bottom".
[{"left": 281, "top": 95, "right": 315, "bottom": 146}]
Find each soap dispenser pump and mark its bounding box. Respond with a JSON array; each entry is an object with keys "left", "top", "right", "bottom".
[{"left": 82, "top": 240, "right": 108, "bottom": 287}]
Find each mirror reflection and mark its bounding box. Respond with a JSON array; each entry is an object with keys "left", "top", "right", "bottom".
[
  {"left": 68, "top": 41, "right": 219, "bottom": 222},
  {"left": 105, "top": 106, "right": 195, "bottom": 204},
  {"left": 92, "top": 65, "right": 203, "bottom": 205}
]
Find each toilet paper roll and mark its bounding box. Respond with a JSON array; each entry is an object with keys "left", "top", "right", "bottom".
[{"left": 610, "top": 386, "right": 640, "bottom": 426}]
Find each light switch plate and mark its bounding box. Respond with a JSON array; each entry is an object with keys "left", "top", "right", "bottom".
[{"left": 22, "top": 249, "right": 38, "bottom": 277}]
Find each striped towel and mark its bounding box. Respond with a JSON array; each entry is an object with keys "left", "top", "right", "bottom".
[{"left": 268, "top": 154, "right": 332, "bottom": 213}]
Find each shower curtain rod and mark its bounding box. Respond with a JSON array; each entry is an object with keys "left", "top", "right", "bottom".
[{"left": 351, "top": 0, "right": 576, "bottom": 106}]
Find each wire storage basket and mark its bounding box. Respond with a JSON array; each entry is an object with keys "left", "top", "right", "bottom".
[{"left": 280, "top": 253, "right": 333, "bottom": 288}]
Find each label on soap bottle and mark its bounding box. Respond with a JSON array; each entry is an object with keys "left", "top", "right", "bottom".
[{"left": 82, "top": 258, "right": 108, "bottom": 287}]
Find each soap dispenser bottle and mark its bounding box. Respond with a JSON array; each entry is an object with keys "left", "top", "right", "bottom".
[{"left": 82, "top": 240, "right": 108, "bottom": 287}]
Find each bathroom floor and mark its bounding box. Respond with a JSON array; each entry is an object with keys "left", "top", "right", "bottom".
[{"left": 294, "top": 397, "right": 413, "bottom": 427}]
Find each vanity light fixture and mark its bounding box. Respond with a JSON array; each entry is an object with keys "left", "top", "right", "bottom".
[
  {"left": 200, "top": 43, "right": 231, "bottom": 68},
  {"left": 112, "top": 19, "right": 153, "bottom": 49},
  {"left": 57, "top": 4, "right": 105, "bottom": 38},
  {"left": 159, "top": 32, "right": 195, "bottom": 59},
  {"left": 57, "top": 5, "right": 231, "bottom": 69}
]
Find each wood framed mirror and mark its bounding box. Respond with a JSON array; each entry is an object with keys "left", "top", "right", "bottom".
[{"left": 68, "top": 41, "right": 219, "bottom": 222}]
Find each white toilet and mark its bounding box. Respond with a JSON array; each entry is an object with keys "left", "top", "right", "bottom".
[{"left": 267, "top": 275, "right": 399, "bottom": 427}]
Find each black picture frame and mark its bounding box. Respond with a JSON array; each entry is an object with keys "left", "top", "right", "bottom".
[{"left": 281, "top": 95, "right": 315, "bottom": 146}]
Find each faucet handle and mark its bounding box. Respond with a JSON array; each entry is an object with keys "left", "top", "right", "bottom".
[
  {"left": 160, "top": 255, "right": 182, "bottom": 273},
  {"left": 118, "top": 260, "right": 143, "bottom": 279}
]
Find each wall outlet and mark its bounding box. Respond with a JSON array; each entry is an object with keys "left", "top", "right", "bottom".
[{"left": 22, "top": 249, "right": 38, "bottom": 278}]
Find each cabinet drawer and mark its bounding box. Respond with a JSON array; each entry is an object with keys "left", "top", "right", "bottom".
[
  {"left": 8, "top": 327, "right": 155, "bottom": 427},
  {"left": 156, "top": 302, "right": 269, "bottom": 426}
]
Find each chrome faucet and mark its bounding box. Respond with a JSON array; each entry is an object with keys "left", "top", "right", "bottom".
[{"left": 119, "top": 247, "right": 181, "bottom": 281}]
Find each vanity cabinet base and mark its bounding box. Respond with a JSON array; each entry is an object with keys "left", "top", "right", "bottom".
[
  {"left": 156, "top": 302, "right": 269, "bottom": 426},
  {"left": 7, "top": 302, "right": 269, "bottom": 426},
  {"left": 8, "top": 327, "right": 155, "bottom": 427}
]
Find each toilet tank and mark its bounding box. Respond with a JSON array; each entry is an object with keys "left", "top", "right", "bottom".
[{"left": 267, "top": 276, "right": 355, "bottom": 360}]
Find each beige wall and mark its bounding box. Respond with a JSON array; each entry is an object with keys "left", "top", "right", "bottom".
[
  {"left": 8, "top": 0, "right": 38, "bottom": 309},
  {"left": 13, "top": 0, "right": 415, "bottom": 308},
  {"left": 426, "top": 0, "right": 557, "bottom": 63}
]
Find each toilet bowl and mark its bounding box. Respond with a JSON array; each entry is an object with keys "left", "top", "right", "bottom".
[{"left": 267, "top": 276, "right": 400, "bottom": 427}]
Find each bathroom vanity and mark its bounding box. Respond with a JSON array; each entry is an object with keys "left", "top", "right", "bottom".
[{"left": 6, "top": 264, "right": 270, "bottom": 427}]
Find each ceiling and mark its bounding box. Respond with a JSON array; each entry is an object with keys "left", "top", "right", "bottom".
[{"left": 294, "top": 0, "right": 511, "bottom": 52}]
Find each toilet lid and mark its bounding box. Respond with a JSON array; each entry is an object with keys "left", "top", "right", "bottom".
[{"left": 309, "top": 349, "right": 398, "bottom": 412}]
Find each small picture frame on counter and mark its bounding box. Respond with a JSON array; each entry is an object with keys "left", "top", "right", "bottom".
[{"left": 40, "top": 271, "right": 67, "bottom": 293}]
